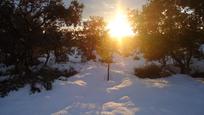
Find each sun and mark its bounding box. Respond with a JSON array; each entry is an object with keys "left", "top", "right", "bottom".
[{"left": 107, "top": 10, "right": 134, "bottom": 40}]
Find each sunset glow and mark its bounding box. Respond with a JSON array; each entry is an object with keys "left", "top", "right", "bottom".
[{"left": 107, "top": 10, "right": 134, "bottom": 40}]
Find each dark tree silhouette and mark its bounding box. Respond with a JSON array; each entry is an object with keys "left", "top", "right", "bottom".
[{"left": 0, "top": 0, "right": 83, "bottom": 96}]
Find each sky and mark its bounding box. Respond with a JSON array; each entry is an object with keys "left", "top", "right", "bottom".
[{"left": 65, "top": 0, "right": 147, "bottom": 19}]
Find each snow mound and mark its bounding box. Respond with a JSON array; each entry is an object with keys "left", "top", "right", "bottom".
[
  {"left": 52, "top": 96, "right": 138, "bottom": 115},
  {"left": 68, "top": 80, "right": 87, "bottom": 87},
  {"left": 144, "top": 79, "right": 169, "bottom": 88},
  {"left": 107, "top": 79, "right": 132, "bottom": 92},
  {"left": 101, "top": 98, "right": 139, "bottom": 115}
]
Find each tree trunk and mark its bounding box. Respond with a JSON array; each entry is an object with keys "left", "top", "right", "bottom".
[
  {"left": 180, "top": 64, "right": 185, "bottom": 74},
  {"left": 180, "top": 64, "right": 190, "bottom": 74},
  {"left": 107, "top": 63, "right": 110, "bottom": 81},
  {"left": 44, "top": 50, "right": 50, "bottom": 66}
]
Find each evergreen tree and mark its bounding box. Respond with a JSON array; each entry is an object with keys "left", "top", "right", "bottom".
[
  {"left": 81, "top": 16, "right": 106, "bottom": 60},
  {"left": 0, "top": 0, "right": 83, "bottom": 96},
  {"left": 131, "top": 0, "right": 203, "bottom": 73}
]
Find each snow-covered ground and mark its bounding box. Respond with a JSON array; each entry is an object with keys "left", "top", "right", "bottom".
[{"left": 0, "top": 55, "right": 204, "bottom": 115}]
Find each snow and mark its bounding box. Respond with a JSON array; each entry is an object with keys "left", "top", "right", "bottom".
[
  {"left": 191, "top": 58, "right": 204, "bottom": 73},
  {"left": 1, "top": 55, "right": 204, "bottom": 115},
  {"left": 107, "top": 79, "right": 132, "bottom": 92},
  {"left": 37, "top": 50, "right": 84, "bottom": 73},
  {"left": 50, "top": 63, "right": 71, "bottom": 72},
  {"left": 199, "top": 44, "right": 204, "bottom": 54},
  {"left": 0, "top": 64, "right": 15, "bottom": 74},
  {"left": 68, "top": 47, "right": 82, "bottom": 63},
  {"left": 67, "top": 80, "right": 88, "bottom": 87},
  {"left": 38, "top": 51, "right": 56, "bottom": 65},
  {"left": 0, "top": 64, "right": 15, "bottom": 81}
]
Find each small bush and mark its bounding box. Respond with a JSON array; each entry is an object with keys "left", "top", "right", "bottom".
[
  {"left": 29, "top": 67, "right": 78, "bottom": 94},
  {"left": 133, "top": 55, "right": 140, "bottom": 60},
  {"left": 0, "top": 66, "right": 78, "bottom": 97},
  {"left": 135, "top": 64, "right": 171, "bottom": 79},
  {"left": 191, "top": 72, "right": 204, "bottom": 78}
]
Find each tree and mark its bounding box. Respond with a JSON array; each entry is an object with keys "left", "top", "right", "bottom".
[
  {"left": 80, "top": 16, "right": 106, "bottom": 60},
  {"left": 97, "top": 33, "right": 113, "bottom": 81},
  {"left": 0, "top": 0, "right": 83, "bottom": 72},
  {"left": 0, "top": 0, "right": 83, "bottom": 96},
  {"left": 131, "top": 0, "right": 203, "bottom": 73}
]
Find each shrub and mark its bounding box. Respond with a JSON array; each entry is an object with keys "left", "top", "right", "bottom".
[
  {"left": 135, "top": 64, "right": 171, "bottom": 79},
  {"left": 133, "top": 55, "right": 140, "bottom": 60},
  {"left": 191, "top": 72, "right": 204, "bottom": 78},
  {"left": 0, "top": 66, "right": 78, "bottom": 97}
]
